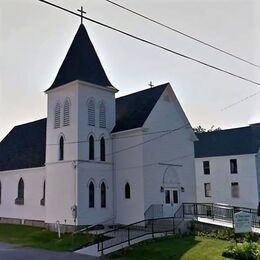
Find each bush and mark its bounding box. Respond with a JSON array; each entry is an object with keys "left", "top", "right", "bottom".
[
  {"left": 223, "top": 242, "right": 260, "bottom": 260},
  {"left": 196, "top": 228, "right": 235, "bottom": 241}
]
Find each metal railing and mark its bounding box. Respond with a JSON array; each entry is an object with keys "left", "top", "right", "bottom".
[
  {"left": 97, "top": 217, "right": 176, "bottom": 253},
  {"left": 182, "top": 203, "right": 259, "bottom": 228},
  {"left": 144, "top": 204, "right": 163, "bottom": 219}
]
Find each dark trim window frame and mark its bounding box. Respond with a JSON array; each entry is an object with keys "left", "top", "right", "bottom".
[
  {"left": 89, "top": 181, "right": 95, "bottom": 208},
  {"left": 231, "top": 182, "right": 239, "bottom": 198},
  {"left": 230, "top": 159, "right": 238, "bottom": 174},
  {"left": 89, "top": 135, "right": 95, "bottom": 160},
  {"left": 100, "top": 137, "right": 105, "bottom": 161},
  {"left": 203, "top": 161, "right": 210, "bottom": 175},
  {"left": 59, "top": 136, "right": 64, "bottom": 161},
  {"left": 101, "top": 182, "right": 106, "bottom": 208},
  {"left": 125, "top": 183, "right": 131, "bottom": 199},
  {"left": 15, "top": 178, "right": 24, "bottom": 205},
  {"left": 204, "top": 183, "right": 211, "bottom": 198}
]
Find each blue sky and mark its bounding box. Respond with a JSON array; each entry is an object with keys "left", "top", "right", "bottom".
[{"left": 1, "top": 0, "right": 260, "bottom": 140}]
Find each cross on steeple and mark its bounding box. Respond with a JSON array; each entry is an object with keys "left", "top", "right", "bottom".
[
  {"left": 148, "top": 81, "right": 154, "bottom": 88},
  {"left": 77, "top": 6, "right": 86, "bottom": 24}
]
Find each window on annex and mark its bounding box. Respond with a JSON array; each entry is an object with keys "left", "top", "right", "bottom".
[
  {"left": 204, "top": 183, "right": 211, "bottom": 197},
  {"left": 125, "top": 183, "right": 131, "bottom": 199},
  {"left": 203, "top": 161, "right": 210, "bottom": 175},
  {"left": 89, "top": 135, "right": 94, "bottom": 160},
  {"left": 230, "top": 159, "right": 238, "bottom": 174},
  {"left": 101, "top": 182, "right": 106, "bottom": 208},
  {"left": 231, "top": 182, "right": 239, "bottom": 198},
  {"left": 59, "top": 136, "right": 64, "bottom": 161},
  {"left": 89, "top": 181, "right": 95, "bottom": 208},
  {"left": 15, "top": 178, "right": 24, "bottom": 205}
]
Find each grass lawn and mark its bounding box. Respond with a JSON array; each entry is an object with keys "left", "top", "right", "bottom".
[
  {"left": 0, "top": 224, "right": 96, "bottom": 251},
  {"left": 109, "top": 236, "right": 232, "bottom": 260}
]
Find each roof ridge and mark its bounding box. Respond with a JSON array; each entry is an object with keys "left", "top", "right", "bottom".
[{"left": 116, "top": 83, "right": 169, "bottom": 100}]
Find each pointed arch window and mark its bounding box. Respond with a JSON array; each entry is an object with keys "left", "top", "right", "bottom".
[
  {"left": 54, "top": 103, "right": 61, "bottom": 128},
  {"left": 99, "top": 102, "right": 106, "bottom": 128},
  {"left": 40, "top": 180, "right": 45, "bottom": 206},
  {"left": 89, "top": 135, "right": 94, "bottom": 160},
  {"left": 100, "top": 137, "right": 105, "bottom": 161},
  {"left": 88, "top": 99, "right": 95, "bottom": 126},
  {"left": 63, "top": 99, "right": 71, "bottom": 126},
  {"left": 125, "top": 182, "right": 131, "bottom": 199},
  {"left": 89, "top": 181, "right": 95, "bottom": 208},
  {"left": 101, "top": 182, "right": 106, "bottom": 208},
  {"left": 59, "top": 136, "right": 64, "bottom": 161},
  {"left": 15, "top": 178, "right": 24, "bottom": 205}
]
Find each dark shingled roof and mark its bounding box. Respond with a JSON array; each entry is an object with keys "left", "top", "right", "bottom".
[
  {"left": 0, "top": 119, "right": 46, "bottom": 171},
  {"left": 112, "top": 83, "right": 168, "bottom": 133},
  {"left": 0, "top": 84, "right": 168, "bottom": 171},
  {"left": 46, "top": 24, "right": 112, "bottom": 91},
  {"left": 194, "top": 123, "right": 260, "bottom": 158}
]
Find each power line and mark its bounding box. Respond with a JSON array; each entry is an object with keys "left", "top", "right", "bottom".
[
  {"left": 78, "top": 153, "right": 194, "bottom": 172},
  {"left": 38, "top": 0, "right": 260, "bottom": 87},
  {"left": 104, "top": 0, "right": 260, "bottom": 69},
  {"left": 46, "top": 127, "right": 189, "bottom": 146},
  {"left": 222, "top": 90, "right": 260, "bottom": 110}
]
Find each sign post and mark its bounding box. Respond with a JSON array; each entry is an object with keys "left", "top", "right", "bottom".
[{"left": 233, "top": 211, "right": 252, "bottom": 243}]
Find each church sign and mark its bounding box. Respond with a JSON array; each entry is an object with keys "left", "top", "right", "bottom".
[{"left": 234, "top": 211, "right": 252, "bottom": 233}]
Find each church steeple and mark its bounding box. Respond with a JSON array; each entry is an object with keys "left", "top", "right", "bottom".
[{"left": 46, "top": 24, "right": 112, "bottom": 91}]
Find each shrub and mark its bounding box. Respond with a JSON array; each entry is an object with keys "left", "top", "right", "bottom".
[{"left": 223, "top": 242, "right": 260, "bottom": 260}]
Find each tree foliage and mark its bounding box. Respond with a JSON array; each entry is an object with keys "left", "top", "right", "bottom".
[{"left": 193, "top": 125, "right": 221, "bottom": 133}]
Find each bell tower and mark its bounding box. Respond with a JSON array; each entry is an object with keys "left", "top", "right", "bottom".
[{"left": 44, "top": 22, "right": 118, "bottom": 228}]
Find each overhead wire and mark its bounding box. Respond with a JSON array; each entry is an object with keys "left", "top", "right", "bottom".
[
  {"left": 38, "top": 0, "right": 260, "bottom": 87},
  {"left": 104, "top": 0, "right": 260, "bottom": 69}
]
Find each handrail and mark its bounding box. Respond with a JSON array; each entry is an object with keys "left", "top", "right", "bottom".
[{"left": 97, "top": 216, "right": 176, "bottom": 253}]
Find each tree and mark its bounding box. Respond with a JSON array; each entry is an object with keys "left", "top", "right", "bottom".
[{"left": 193, "top": 125, "right": 221, "bottom": 133}]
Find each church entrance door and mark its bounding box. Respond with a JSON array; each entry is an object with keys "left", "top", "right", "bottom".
[{"left": 163, "top": 188, "right": 179, "bottom": 217}]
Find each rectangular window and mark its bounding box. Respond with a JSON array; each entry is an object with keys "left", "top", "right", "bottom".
[
  {"left": 231, "top": 182, "right": 239, "bottom": 198},
  {"left": 204, "top": 183, "right": 211, "bottom": 197},
  {"left": 173, "top": 190, "right": 178, "bottom": 204},
  {"left": 203, "top": 161, "right": 210, "bottom": 175},
  {"left": 230, "top": 159, "right": 238, "bottom": 174},
  {"left": 165, "top": 190, "right": 170, "bottom": 204}
]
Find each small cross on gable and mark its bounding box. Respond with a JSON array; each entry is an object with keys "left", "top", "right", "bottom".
[{"left": 77, "top": 6, "right": 86, "bottom": 24}]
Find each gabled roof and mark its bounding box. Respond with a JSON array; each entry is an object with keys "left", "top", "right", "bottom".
[
  {"left": 0, "top": 84, "right": 168, "bottom": 171},
  {"left": 0, "top": 119, "right": 46, "bottom": 171},
  {"left": 46, "top": 24, "right": 112, "bottom": 91},
  {"left": 112, "top": 83, "right": 168, "bottom": 133},
  {"left": 194, "top": 124, "right": 260, "bottom": 158}
]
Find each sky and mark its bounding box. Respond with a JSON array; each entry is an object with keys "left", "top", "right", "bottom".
[{"left": 1, "top": 0, "right": 260, "bottom": 141}]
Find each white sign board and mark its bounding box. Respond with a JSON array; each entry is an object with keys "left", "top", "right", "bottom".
[{"left": 234, "top": 211, "right": 252, "bottom": 233}]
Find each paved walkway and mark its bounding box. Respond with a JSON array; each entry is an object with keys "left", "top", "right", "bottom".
[{"left": 0, "top": 242, "right": 98, "bottom": 260}]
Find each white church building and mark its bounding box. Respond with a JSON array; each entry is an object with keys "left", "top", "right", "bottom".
[{"left": 0, "top": 24, "right": 197, "bottom": 229}]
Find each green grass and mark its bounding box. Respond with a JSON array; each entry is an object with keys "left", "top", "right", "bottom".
[
  {"left": 109, "top": 236, "right": 231, "bottom": 260},
  {"left": 0, "top": 224, "right": 96, "bottom": 251}
]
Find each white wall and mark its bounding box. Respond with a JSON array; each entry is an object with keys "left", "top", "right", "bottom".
[
  {"left": 77, "top": 162, "right": 113, "bottom": 225},
  {"left": 0, "top": 167, "right": 45, "bottom": 221},
  {"left": 113, "top": 129, "right": 145, "bottom": 224},
  {"left": 195, "top": 154, "right": 259, "bottom": 209},
  {"left": 45, "top": 162, "right": 76, "bottom": 225},
  {"left": 142, "top": 86, "right": 196, "bottom": 212}
]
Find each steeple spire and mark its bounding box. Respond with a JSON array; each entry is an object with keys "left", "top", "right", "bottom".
[{"left": 46, "top": 24, "right": 113, "bottom": 91}]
